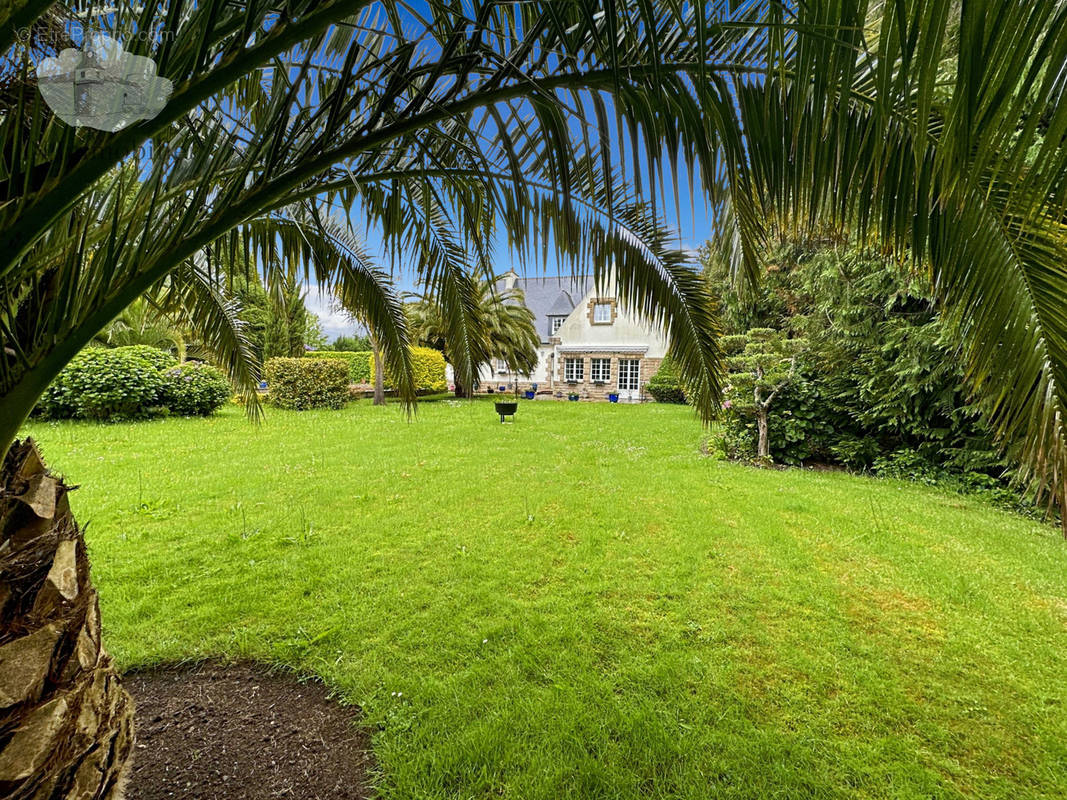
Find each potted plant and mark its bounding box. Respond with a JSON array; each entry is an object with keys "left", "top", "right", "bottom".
[
  {"left": 608, "top": 393, "right": 619, "bottom": 403},
  {"left": 524, "top": 389, "right": 536, "bottom": 399},
  {"left": 568, "top": 392, "right": 579, "bottom": 401}
]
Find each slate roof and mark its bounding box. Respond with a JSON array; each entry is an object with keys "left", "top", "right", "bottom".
[{"left": 494, "top": 274, "right": 594, "bottom": 344}]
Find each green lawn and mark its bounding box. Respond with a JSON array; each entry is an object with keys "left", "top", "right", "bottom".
[{"left": 21, "top": 400, "right": 1067, "bottom": 799}]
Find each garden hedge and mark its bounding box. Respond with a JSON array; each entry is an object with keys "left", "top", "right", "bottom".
[
  {"left": 310, "top": 346, "right": 446, "bottom": 393},
  {"left": 265, "top": 357, "right": 349, "bottom": 410},
  {"left": 160, "top": 363, "right": 232, "bottom": 416},
  {"left": 310, "top": 350, "right": 371, "bottom": 383}
]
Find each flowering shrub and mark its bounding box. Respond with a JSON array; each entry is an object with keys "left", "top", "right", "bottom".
[
  {"left": 113, "top": 345, "right": 178, "bottom": 372},
  {"left": 37, "top": 347, "right": 167, "bottom": 421},
  {"left": 160, "top": 362, "right": 232, "bottom": 415}
]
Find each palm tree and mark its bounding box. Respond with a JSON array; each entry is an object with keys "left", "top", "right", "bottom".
[
  {"left": 407, "top": 276, "right": 540, "bottom": 396},
  {"left": 94, "top": 296, "right": 188, "bottom": 354}
]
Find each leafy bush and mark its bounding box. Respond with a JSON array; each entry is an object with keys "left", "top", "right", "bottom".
[
  {"left": 265, "top": 357, "right": 349, "bottom": 410},
  {"left": 113, "top": 345, "right": 178, "bottom": 372},
  {"left": 313, "top": 347, "right": 445, "bottom": 392},
  {"left": 390, "top": 346, "right": 447, "bottom": 394},
  {"left": 160, "top": 363, "right": 232, "bottom": 415},
  {"left": 37, "top": 348, "right": 167, "bottom": 420},
  {"left": 309, "top": 350, "right": 371, "bottom": 383},
  {"left": 647, "top": 357, "right": 686, "bottom": 404},
  {"left": 704, "top": 242, "right": 1032, "bottom": 511}
]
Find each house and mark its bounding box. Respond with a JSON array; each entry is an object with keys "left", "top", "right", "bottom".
[{"left": 478, "top": 271, "right": 669, "bottom": 401}]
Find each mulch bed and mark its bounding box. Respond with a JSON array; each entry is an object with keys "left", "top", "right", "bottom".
[{"left": 122, "top": 662, "right": 375, "bottom": 800}]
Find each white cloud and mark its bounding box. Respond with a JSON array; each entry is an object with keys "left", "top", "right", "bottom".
[{"left": 303, "top": 285, "right": 360, "bottom": 340}]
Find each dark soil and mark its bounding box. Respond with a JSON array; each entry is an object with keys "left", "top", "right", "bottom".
[{"left": 123, "top": 662, "right": 375, "bottom": 800}]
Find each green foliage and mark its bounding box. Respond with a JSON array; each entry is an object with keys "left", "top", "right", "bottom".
[
  {"left": 708, "top": 245, "right": 1017, "bottom": 500},
  {"left": 113, "top": 345, "right": 179, "bottom": 373},
  {"left": 160, "top": 363, "right": 232, "bottom": 416},
  {"left": 406, "top": 276, "right": 541, "bottom": 392},
  {"left": 390, "top": 347, "right": 447, "bottom": 394},
  {"left": 264, "top": 358, "right": 349, "bottom": 410},
  {"left": 717, "top": 328, "right": 806, "bottom": 460},
  {"left": 309, "top": 351, "right": 371, "bottom": 383},
  {"left": 647, "top": 357, "right": 687, "bottom": 404},
  {"left": 37, "top": 346, "right": 233, "bottom": 421},
  {"left": 37, "top": 348, "right": 167, "bottom": 421},
  {"left": 326, "top": 334, "right": 372, "bottom": 352},
  {"left": 311, "top": 347, "right": 444, "bottom": 392}
]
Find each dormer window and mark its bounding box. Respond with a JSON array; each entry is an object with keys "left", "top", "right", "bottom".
[
  {"left": 593, "top": 302, "right": 612, "bottom": 324},
  {"left": 550, "top": 317, "right": 564, "bottom": 335}
]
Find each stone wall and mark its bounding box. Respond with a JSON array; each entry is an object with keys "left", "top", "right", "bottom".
[{"left": 553, "top": 352, "right": 662, "bottom": 401}]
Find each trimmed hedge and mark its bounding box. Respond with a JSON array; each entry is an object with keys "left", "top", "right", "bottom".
[
  {"left": 160, "top": 363, "right": 232, "bottom": 415},
  {"left": 647, "top": 356, "right": 687, "bottom": 404},
  {"left": 389, "top": 347, "right": 447, "bottom": 394},
  {"left": 310, "top": 350, "right": 371, "bottom": 383},
  {"left": 310, "top": 346, "right": 445, "bottom": 393},
  {"left": 265, "top": 357, "right": 349, "bottom": 410},
  {"left": 38, "top": 348, "right": 167, "bottom": 420}
]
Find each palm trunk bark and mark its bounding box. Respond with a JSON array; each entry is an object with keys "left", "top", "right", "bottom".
[
  {"left": 370, "top": 332, "right": 385, "bottom": 406},
  {"left": 0, "top": 439, "right": 134, "bottom": 799}
]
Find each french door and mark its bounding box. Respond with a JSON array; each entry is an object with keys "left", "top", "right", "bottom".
[{"left": 617, "top": 359, "right": 640, "bottom": 399}]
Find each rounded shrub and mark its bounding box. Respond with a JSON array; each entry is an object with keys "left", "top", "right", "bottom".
[
  {"left": 38, "top": 347, "right": 166, "bottom": 421},
  {"left": 113, "top": 345, "right": 178, "bottom": 372},
  {"left": 265, "top": 357, "right": 349, "bottom": 410},
  {"left": 160, "top": 362, "right": 232, "bottom": 415},
  {"left": 647, "top": 356, "right": 686, "bottom": 404}
]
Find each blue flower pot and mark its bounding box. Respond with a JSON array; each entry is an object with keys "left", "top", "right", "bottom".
[
  {"left": 524, "top": 390, "right": 535, "bottom": 399},
  {"left": 608, "top": 393, "right": 619, "bottom": 403}
]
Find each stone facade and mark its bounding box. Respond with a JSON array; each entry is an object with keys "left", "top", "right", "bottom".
[{"left": 554, "top": 351, "right": 662, "bottom": 401}]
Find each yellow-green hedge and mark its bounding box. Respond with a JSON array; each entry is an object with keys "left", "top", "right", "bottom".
[
  {"left": 309, "top": 351, "right": 370, "bottom": 383},
  {"left": 310, "top": 347, "right": 445, "bottom": 393},
  {"left": 390, "top": 346, "right": 447, "bottom": 394},
  {"left": 264, "top": 357, "right": 349, "bottom": 410}
]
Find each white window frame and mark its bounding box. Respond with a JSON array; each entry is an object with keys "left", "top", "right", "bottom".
[
  {"left": 593, "top": 302, "right": 612, "bottom": 324},
  {"left": 590, "top": 358, "right": 611, "bottom": 383},
  {"left": 550, "top": 317, "right": 564, "bottom": 334},
  {"left": 564, "top": 357, "right": 584, "bottom": 382},
  {"left": 618, "top": 359, "right": 640, "bottom": 391},
  {"left": 495, "top": 358, "right": 509, "bottom": 374}
]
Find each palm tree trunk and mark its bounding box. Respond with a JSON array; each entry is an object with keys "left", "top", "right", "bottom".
[
  {"left": 370, "top": 331, "right": 385, "bottom": 406},
  {"left": 0, "top": 439, "right": 134, "bottom": 798}
]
